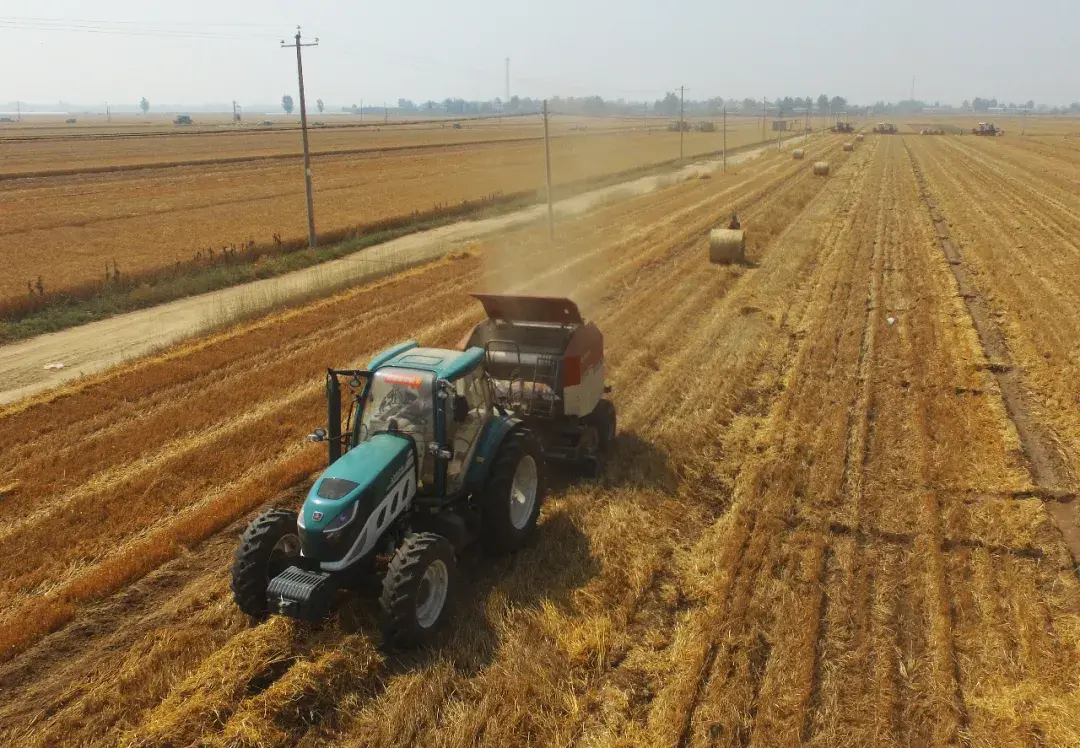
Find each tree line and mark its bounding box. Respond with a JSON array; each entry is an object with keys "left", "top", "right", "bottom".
[
  {"left": 345, "top": 93, "right": 853, "bottom": 118},
  {"left": 128, "top": 92, "right": 1080, "bottom": 118}
]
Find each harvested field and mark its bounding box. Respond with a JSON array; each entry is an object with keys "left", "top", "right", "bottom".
[
  {"left": 0, "top": 117, "right": 765, "bottom": 304},
  {"left": 1, "top": 131, "right": 1078, "bottom": 747}
]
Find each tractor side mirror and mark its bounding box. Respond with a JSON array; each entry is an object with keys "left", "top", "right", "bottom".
[
  {"left": 452, "top": 395, "right": 469, "bottom": 423},
  {"left": 308, "top": 428, "right": 327, "bottom": 443}
]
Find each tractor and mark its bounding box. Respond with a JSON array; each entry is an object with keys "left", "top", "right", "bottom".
[
  {"left": 873, "top": 122, "right": 898, "bottom": 134},
  {"left": 973, "top": 122, "right": 1003, "bottom": 136},
  {"left": 231, "top": 294, "right": 615, "bottom": 647},
  {"left": 174, "top": 114, "right": 193, "bottom": 125}
]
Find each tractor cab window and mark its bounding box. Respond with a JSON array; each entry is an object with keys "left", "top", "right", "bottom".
[
  {"left": 446, "top": 368, "right": 490, "bottom": 490},
  {"left": 358, "top": 368, "right": 436, "bottom": 483}
]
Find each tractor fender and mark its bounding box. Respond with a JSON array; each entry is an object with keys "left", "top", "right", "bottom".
[{"left": 463, "top": 415, "right": 525, "bottom": 490}]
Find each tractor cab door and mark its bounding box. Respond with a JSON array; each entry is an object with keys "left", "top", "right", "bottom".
[{"left": 446, "top": 368, "right": 491, "bottom": 492}]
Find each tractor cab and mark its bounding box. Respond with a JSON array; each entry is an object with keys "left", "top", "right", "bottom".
[{"left": 342, "top": 345, "right": 493, "bottom": 498}]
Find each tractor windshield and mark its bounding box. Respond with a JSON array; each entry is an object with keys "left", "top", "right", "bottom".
[
  {"left": 358, "top": 368, "right": 435, "bottom": 441},
  {"left": 357, "top": 367, "right": 436, "bottom": 483}
]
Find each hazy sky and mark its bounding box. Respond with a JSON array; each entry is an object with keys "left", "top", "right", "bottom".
[{"left": 1, "top": 0, "right": 1076, "bottom": 107}]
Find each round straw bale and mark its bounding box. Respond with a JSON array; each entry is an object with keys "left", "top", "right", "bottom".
[
  {"left": 792, "top": 148, "right": 805, "bottom": 159},
  {"left": 855, "top": 133, "right": 864, "bottom": 141},
  {"left": 843, "top": 142, "right": 854, "bottom": 151},
  {"left": 813, "top": 161, "right": 830, "bottom": 176},
  {"left": 708, "top": 229, "right": 745, "bottom": 264}
]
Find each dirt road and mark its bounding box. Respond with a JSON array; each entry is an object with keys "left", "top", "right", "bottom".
[{"left": 0, "top": 137, "right": 800, "bottom": 406}]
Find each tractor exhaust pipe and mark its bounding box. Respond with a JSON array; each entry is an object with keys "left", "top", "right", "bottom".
[{"left": 326, "top": 370, "right": 342, "bottom": 464}]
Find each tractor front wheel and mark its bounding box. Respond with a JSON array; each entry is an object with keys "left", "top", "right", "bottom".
[
  {"left": 480, "top": 429, "right": 546, "bottom": 553},
  {"left": 380, "top": 533, "right": 458, "bottom": 648},
  {"left": 230, "top": 509, "right": 301, "bottom": 619}
]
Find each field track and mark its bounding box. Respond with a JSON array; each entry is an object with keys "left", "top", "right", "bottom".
[
  {"left": 0, "top": 134, "right": 793, "bottom": 404},
  {"left": 1, "top": 133, "right": 1078, "bottom": 747}
]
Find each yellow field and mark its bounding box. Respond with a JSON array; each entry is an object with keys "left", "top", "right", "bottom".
[
  {"left": 0, "top": 129, "right": 1077, "bottom": 746},
  {"left": 0, "top": 115, "right": 769, "bottom": 304}
]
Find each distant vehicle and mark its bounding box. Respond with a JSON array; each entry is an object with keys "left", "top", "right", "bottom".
[
  {"left": 831, "top": 122, "right": 855, "bottom": 133},
  {"left": 0, "top": 117, "right": 13, "bottom": 123},
  {"left": 173, "top": 115, "right": 193, "bottom": 125},
  {"left": 262, "top": 120, "right": 273, "bottom": 126},
  {"left": 973, "top": 122, "right": 1004, "bottom": 136},
  {"left": 695, "top": 121, "right": 716, "bottom": 132},
  {"left": 65, "top": 118, "right": 76, "bottom": 124},
  {"left": 872, "top": 122, "right": 898, "bottom": 134},
  {"left": 667, "top": 120, "right": 691, "bottom": 132},
  {"left": 452, "top": 122, "right": 462, "bottom": 129},
  {"left": 570, "top": 124, "right": 588, "bottom": 131}
]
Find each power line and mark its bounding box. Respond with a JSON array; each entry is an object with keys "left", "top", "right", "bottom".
[
  {"left": 0, "top": 18, "right": 276, "bottom": 40},
  {"left": 0, "top": 15, "right": 279, "bottom": 29}
]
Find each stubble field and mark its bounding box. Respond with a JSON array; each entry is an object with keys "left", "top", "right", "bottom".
[
  {"left": 0, "top": 115, "right": 767, "bottom": 303},
  {"left": 0, "top": 128, "right": 1078, "bottom": 747}
]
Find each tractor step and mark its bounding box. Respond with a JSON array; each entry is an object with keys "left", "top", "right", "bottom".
[{"left": 267, "top": 566, "right": 336, "bottom": 621}]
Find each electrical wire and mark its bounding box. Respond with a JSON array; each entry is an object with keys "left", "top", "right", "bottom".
[
  {"left": 0, "top": 15, "right": 280, "bottom": 28},
  {"left": 0, "top": 16, "right": 281, "bottom": 40}
]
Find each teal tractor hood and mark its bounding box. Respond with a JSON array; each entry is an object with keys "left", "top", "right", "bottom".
[{"left": 300, "top": 433, "right": 415, "bottom": 560}]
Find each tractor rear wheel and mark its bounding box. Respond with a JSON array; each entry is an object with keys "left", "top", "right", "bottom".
[
  {"left": 231, "top": 509, "right": 301, "bottom": 619},
  {"left": 480, "top": 429, "right": 546, "bottom": 553},
  {"left": 380, "top": 532, "right": 457, "bottom": 648},
  {"left": 585, "top": 399, "right": 617, "bottom": 454}
]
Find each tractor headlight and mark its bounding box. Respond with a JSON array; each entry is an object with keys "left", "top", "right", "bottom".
[{"left": 323, "top": 501, "right": 359, "bottom": 536}]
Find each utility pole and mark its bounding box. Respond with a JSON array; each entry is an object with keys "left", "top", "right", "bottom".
[
  {"left": 679, "top": 85, "right": 685, "bottom": 160},
  {"left": 360, "top": 99, "right": 363, "bottom": 125},
  {"left": 384, "top": 102, "right": 388, "bottom": 124},
  {"left": 505, "top": 57, "right": 510, "bottom": 104},
  {"left": 282, "top": 26, "right": 319, "bottom": 249},
  {"left": 723, "top": 106, "right": 727, "bottom": 173},
  {"left": 106, "top": 102, "right": 111, "bottom": 124},
  {"left": 761, "top": 97, "right": 766, "bottom": 140},
  {"left": 543, "top": 100, "right": 554, "bottom": 240},
  {"left": 15, "top": 101, "right": 20, "bottom": 123}
]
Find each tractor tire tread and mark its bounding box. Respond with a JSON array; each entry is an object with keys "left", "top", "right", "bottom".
[
  {"left": 230, "top": 509, "right": 299, "bottom": 619},
  {"left": 380, "top": 532, "right": 456, "bottom": 648}
]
